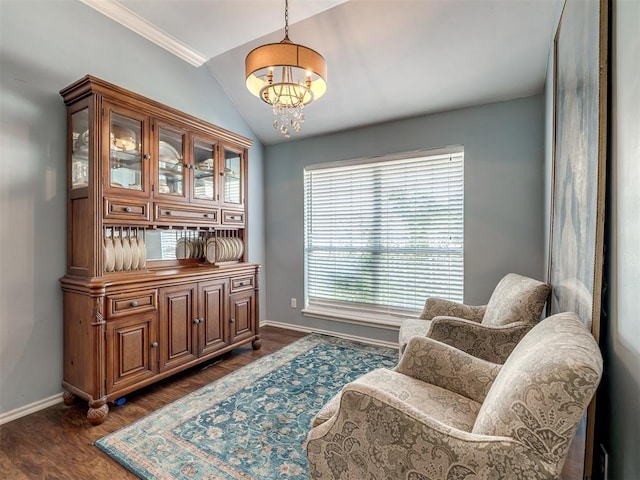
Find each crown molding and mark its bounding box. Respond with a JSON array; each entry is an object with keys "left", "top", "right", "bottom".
[{"left": 79, "top": 0, "right": 208, "bottom": 67}]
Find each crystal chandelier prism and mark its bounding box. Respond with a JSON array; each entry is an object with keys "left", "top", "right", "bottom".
[{"left": 245, "top": 0, "right": 327, "bottom": 138}]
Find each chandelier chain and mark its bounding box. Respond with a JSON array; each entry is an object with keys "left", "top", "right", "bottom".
[{"left": 284, "top": 0, "right": 289, "bottom": 39}]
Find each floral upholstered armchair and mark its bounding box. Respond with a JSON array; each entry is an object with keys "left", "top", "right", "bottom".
[
  {"left": 306, "top": 312, "right": 602, "bottom": 480},
  {"left": 398, "top": 273, "right": 550, "bottom": 363}
]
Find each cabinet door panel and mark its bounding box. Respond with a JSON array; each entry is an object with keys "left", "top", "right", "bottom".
[
  {"left": 221, "top": 144, "right": 245, "bottom": 209},
  {"left": 106, "top": 313, "right": 157, "bottom": 394},
  {"left": 159, "top": 284, "right": 197, "bottom": 372},
  {"left": 198, "top": 280, "right": 228, "bottom": 356},
  {"left": 191, "top": 136, "right": 218, "bottom": 204},
  {"left": 229, "top": 289, "right": 255, "bottom": 345},
  {"left": 155, "top": 122, "right": 188, "bottom": 202},
  {"left": 102, "top": 103, "right": 151, "bottom": 199},
  {"left": 70, "top": 106, "right": 90, "bottom": 190}
]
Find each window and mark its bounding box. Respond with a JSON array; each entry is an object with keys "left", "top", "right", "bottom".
[{"left": 303, "top": 148, "right": 464, "bottom": 327}]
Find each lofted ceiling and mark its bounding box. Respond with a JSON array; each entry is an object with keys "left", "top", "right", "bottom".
[{"left": 81, "top": 0, "right": 561, "bottom": 145}]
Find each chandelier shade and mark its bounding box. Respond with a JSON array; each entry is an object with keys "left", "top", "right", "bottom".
[
  {"left": 244, "top": 0, "right": 326, "bottom": 138},
  {"left": 245, "top": 41, "right": 327, "bottom": 106}
]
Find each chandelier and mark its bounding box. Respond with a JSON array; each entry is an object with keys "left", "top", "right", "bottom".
[{"left": 245, "top": 0, "right": 327, "bottom": 138}]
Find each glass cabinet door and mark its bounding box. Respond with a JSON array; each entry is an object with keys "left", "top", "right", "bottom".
[
  {"left": 156, "top": 126, "right": 186, "bottom": 199},
  {"left": 103, "top": 104, "right": 150, "bottom": 197},
  {"left": 191, "top": 137, "right": 217, "bottom": 202},
  {"left": 222, "top": 146, "right": 243, "bottom": 207},
  {"left": 71, "top": 108, "right": 89, "bottom": 189}
]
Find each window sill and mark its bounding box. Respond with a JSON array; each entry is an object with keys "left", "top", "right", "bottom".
[{"left": 302, "top": 306, "right": 411, "bottom": 331}]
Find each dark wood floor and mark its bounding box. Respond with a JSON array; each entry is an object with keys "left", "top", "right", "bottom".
[
  {"left": 1, "top": 325, "right": 582, "bottom": 479},
  {"left": 0, "top": 326, "right": 306, "bottom": 480}
]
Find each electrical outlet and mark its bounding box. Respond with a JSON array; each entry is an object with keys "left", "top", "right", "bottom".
[
  {"left": 600, "top": 444, "right": 609, "bottom": 480},
  {"left": 290, "top": 298, "right": 297, "bottom": 309}
]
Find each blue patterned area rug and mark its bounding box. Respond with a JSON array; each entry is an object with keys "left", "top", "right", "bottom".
[{"left": 96, "top": 334, "right": 397, "bottom": 479}]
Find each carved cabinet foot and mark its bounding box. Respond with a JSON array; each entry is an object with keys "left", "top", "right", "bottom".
[
  {"left": 62, "top": 390, "right": 76, "bottom": 406},
  {"left": 87, "top": 398, "right": 109, "bottom": 425},
  {"left": 252, "top": 336, "right": 262, "bottom": 350}
]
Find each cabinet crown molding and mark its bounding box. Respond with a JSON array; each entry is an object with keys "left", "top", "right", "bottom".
[{"left": 60, "top": 75, "right": 253, "bottom": 148}]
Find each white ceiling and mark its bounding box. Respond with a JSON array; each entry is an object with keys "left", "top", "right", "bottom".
[{"left": 82, "top": 0, "right": 561, "bottom": 145}]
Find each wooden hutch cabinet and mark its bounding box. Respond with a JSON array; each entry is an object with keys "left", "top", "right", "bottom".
[{"left": 59, "top": 75, "right": 260, "bottom": 425}]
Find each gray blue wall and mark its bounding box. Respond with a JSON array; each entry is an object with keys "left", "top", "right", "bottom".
[
  {"left": 543, "top": 0, "right": 640, "bottom": 477},
  {"left": 6, "top": 8, "right": 634, "bottom": 479},
  {"left": 604, "top": 0, "right": 640, "bottom": 476},
  {"left": 0, "top": 0, "right": 265, "bottom": 416},
  {"left": 264, "top": 96, "right": 546, "bottom": 343}
]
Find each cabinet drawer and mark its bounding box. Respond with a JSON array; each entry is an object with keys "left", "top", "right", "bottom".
[
  {"left": 231, "top": 275, "right": 254, "bottom": 292},
  {"left": 155, "top": 204, "right": 218, "bottom": 224},
  {"left": 107, "top": 290, "right": 157, "bottom": 318},
  {"left": 221, "top": 209, "right": 245, "bottom": 226},
  {"left": 104, "top": 198, "right": 150, "bottom": 222}
]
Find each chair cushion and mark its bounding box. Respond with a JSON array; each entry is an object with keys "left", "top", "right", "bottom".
[
  {"left": 313, "top": 368, "right": 481, "bottom": 432},
  {"left": 482, "top": 273, "right": 550, "bottom": 327}
]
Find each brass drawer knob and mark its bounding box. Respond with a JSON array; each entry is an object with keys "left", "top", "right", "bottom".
[
  {"left": 125, "top": 207, "right": 132, "bottom": 213},
  {"left": 151, "top": 342, "right": 159, "bottom": 348},
  {"left": 130, "top": 300, "right": 138, "bottom": 307}
]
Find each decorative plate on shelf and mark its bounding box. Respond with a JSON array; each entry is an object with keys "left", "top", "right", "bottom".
[
  {"left": 75, "top": 130, "right": 89, "bottom": 150},
  {"left": 215, "top": 238, "right": 225, "bottom": 262},
  {"left": 236, "top": 238, "right": 244, "bottom": 260},
  {"left": 234, "top": 238, "right": 244, "bottom": 260},
  {"left": 176, "top": 237, "right": 191, "bottom": 260},
  {"left": 122, "top": 237, "right": 132, "bottom": 271},
  {"left": 230, "top": 238, "right": 239, "bottom": 260},
  {"left": 105, "top": 237, "right": 115, "bottom": 272},
  {"left": 191, "top": 238, "right": 200, "bottom": 259},
  {"left": 205, "top": 238, "right": 216, "bottom": 264},
  {"left": 111, "top": 126, "right": 137, "bottom": 152},
  {"left": 130, "top": 237, "right": 139, "bottom": 270},
  {"left": 113, "top": 237, "right": 124, "bottom": 271},
  {"left": 159, "top": 141, "right": 180, "bottom": 160},
  {"left": 198, "top": 158, "right": 214, "bottom": 170},
  {"left": 138, "top": 237, "right": 146, "bottom": 268},
  {"left": 223, "top": 238, "right": 233, "bottom": 261}
]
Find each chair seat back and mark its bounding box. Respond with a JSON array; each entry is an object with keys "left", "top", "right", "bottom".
[
  {"left": 473, "top": 312, "right": 602, "bottom": 471},
  {"left": 482, "top": 273, "right": 550, "bottom": 326}
]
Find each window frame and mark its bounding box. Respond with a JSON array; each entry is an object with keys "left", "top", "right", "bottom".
[{"left": 303, "top": 147, "right": 464, "bottom": 328}]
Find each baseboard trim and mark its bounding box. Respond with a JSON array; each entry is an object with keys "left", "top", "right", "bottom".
[
  {"left": 262, "top": 320, "right": 399, "bottom": 350},
  {"left": 0, "top": 324, "right": 397, "bottom": 424},
  {"left": 0, "top": 392, "right": 63, "bottom": 426}
]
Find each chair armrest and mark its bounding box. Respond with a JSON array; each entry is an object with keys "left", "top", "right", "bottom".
[
  {"left": 419, "top": 297, "right": 486, "bottom": 322},
  {"left": 427, "top": 317, "right": 535, "bottom": 364},
  {"left": 395, "top": 335, "right": 501, "bottom": 403},
  {"left": 306, "top": 384, "right": 555, "bottom": 480}
]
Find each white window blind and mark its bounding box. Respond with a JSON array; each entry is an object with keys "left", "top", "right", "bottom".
[{"left": 304, "top": 150, "right": 464, "bottom": 325}]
